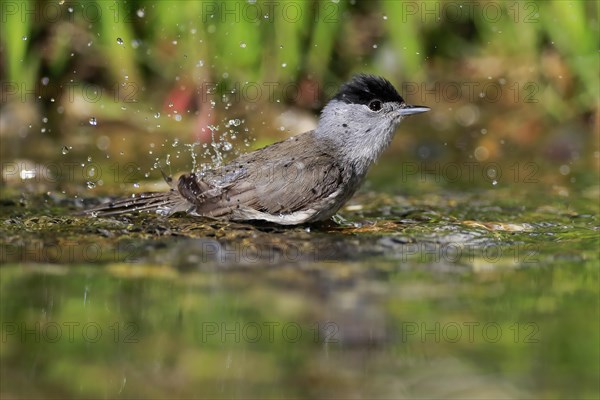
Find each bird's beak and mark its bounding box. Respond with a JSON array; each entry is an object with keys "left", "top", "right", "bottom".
[{"left": 398, "top": 105, "right": 430, "bottom": 116}]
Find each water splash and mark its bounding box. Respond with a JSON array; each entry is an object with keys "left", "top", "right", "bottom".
[{"left": 208, "top": 125, "right": 224, "bottom": 167}]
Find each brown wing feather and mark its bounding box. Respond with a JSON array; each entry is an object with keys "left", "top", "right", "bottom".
[{"left": 178, "top": 131, "right": 347, "bottom": 218}]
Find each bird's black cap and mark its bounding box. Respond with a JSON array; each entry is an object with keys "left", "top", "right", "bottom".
[{"left": 333, "top": 74, "right": 405, "bottom": 106}]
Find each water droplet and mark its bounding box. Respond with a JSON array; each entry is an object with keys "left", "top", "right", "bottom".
[
  {"left": 154, "top": 112, "right": 160, "bottom": 118},
  {"left": 492, "top": 180, "right": 498, "bottom": 186},
  {"left": 172, "top": 138, "right": 180, "bottom": 147},
  {"left": 86, "top": 181, "right": 96, "bottom": 189},
  {"left": 136, "top": 8, "right": 145, "bottom": 18},
  {"left": 61, "top": 146, "right": 70, "bottom": 155},
  {"left": 383, "top": 15, "right": 388, "bottom": 20},
  {"left": 174, "top": 114, "right": 182, "bottom": 122},
  {"left": 223, "top": 142, "right": 233, "bottom": 151},
  {"left": 281, "top": 63, "right": 287, "bottom": 68},
  {"left": 372, "top": 44, "right": 378, "bottom": 49},
  {"left": 22, "top": 36, "right": 28, "bottom": 41},
  {"left": 116, "top": 37, "right": 123, "bottom": 45},
  {"left": 240, "top": 42, "right": 247, "bottom": 48},
  {"left": 89, "top": 117, "right": 97, "bottom": 126},
  {"left": 168, "top": 102, "right": 174, "bottom": 108},
  {"left": 20, "top": 169, "right": 36, "bottom": 179},
  {"left": 41, "top": 77, "right": 50, "bottom": 86},
  {"left": 133, "top": 182, "right": 140, "bottom": 188}
]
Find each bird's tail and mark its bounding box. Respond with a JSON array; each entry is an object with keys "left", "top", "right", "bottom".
[{"left": 81, "top": 190, "right": 191, "bottom": 217}]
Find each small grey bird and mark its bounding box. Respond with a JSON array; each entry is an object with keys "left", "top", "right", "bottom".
[{"left": 85, "top": 74, "right": 429, "bottom": 225}]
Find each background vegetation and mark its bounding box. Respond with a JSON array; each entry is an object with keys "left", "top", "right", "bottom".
[{"left": 2, "top": 1, "right": 597, "bottom": 174}]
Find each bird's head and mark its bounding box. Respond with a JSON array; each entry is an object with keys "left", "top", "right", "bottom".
[{"left": 317, "top": 74, "right": 429, "bottom": 173}]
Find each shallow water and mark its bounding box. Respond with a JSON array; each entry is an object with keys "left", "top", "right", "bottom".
[{"left": 1, "top": 175, "right": 598, "bottom": 398}]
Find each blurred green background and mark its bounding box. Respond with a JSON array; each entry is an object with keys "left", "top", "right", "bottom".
[{"left": 1, "top": 0, "right": 598, "bottom": 193}]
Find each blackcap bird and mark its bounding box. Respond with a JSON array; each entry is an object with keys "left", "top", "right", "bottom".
[{"left": 85, "top": 74, "right": 429, "bottom": 225}]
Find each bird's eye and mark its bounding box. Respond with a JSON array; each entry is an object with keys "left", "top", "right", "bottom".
[{"left": 368, "top": 99, "right": 382, "bottom": 111}]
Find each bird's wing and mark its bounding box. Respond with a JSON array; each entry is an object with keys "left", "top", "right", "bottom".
[{"left": 177, "top": 132, "right": 347, "bottom": 220}]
